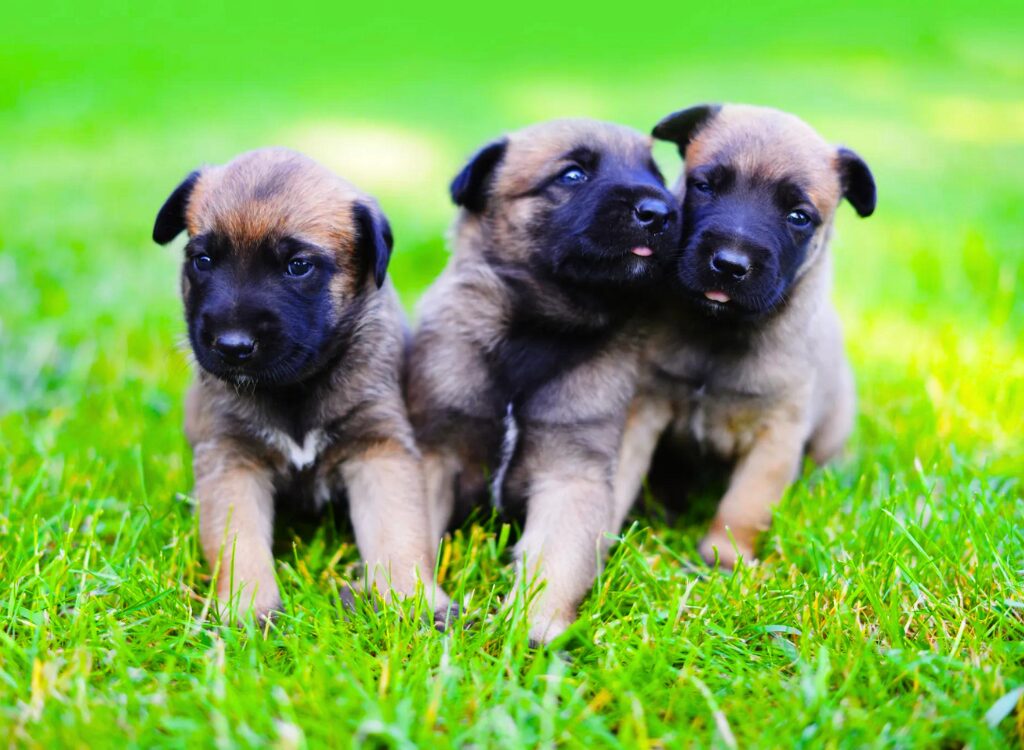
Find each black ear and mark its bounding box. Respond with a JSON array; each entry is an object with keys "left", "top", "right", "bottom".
[
  {"left": 449, "top": 139, "right": 507, "bottom": 213},
  {"left": 153, "top": 170, "right": 201, "bottom": 244},
  {"left": 837, "top": 148, "right": 876, "bottom": 218},
  {"left": 353, "top": 202, "right": 394, "bottom": 289},
  {"left": 651, "top": 104, "right": 722, "bottom": 156}
]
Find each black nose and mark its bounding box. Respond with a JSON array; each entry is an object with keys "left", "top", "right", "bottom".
[
  {"left": 710, "top": 248, "right": 751, "bottom": 280},
  {"left": 633, "top": 198, "right": 672, "bottom": 233},
  {"left": 212, "top": 330, "right": 256, "bottom": 363}
]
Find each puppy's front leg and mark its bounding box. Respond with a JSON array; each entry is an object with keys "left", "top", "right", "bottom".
[
  {"left": 612, "top": 396, "right": 674, "bottom": 531},
  {"left": 342, "top": 441, "right": 448, "bottom": 609},
  {"left": 193, "top": 440, "right": 280, "bottom": 621},
  {"left": 699, "top": 421, "right": 805, "bottom": 569},
  {"left": 511, "top": 426, "right": 617, "bottom": 644},
  {"left": 422, "top": 449, "right": 459, "bottom": 545}
]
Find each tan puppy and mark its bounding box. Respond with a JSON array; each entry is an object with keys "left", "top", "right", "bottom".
[
  {"left": 153, "top": 148, "right": 446, "bottom": 620},
  {"left": 614, "top": 104, "right": 876, "bottom": 568},
  {"left": 407, "top": 120, "right": 680, "bottom": 642}
]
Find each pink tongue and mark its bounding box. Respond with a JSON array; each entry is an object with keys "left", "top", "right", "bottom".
[
  {"left": 705, "top": 291, "right": 731, "bottom": 303},
  {"left": 631, "top": 246, "right": 653, "bottom": 257}
]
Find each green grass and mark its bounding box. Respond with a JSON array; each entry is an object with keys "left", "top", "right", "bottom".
[{"left": 2, "top": 1, "right": 1023, "bottom": 747}]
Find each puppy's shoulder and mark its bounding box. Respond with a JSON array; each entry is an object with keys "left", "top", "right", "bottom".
[
  {"left": 182, "top": 375, "right": 253, "bottom": 447},
  {"left": 416, "top": 259, "right": 511, "bottom": 336}
]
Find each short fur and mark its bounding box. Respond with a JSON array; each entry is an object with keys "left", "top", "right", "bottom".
[
  {"left": 614, "top": 104, "right": 875, "bottom": 568},
  {"left": 153, "top": 148, "right": 446, "bottom": 620},
  {"left": 407, "top": 120, "right": 680, "bottom": 642}
]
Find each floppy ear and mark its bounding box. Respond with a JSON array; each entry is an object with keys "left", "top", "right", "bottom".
[
  {"left": 651, "top": 104, "right": 722, "bottom": 157},
  {"left": 837, "top": 147, "right": 876, "bottom": 218},
  {"left": 353, "top": 201, "right": 394, "bottom": 289},
  {"left": 153, "top": 170, "right": 201, "bottom": 244},
  {"left": 450, "top": 138, "right": 507, "bottom": 213}
]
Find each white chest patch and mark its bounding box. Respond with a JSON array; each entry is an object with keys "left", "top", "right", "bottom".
[
  {"left": 490, "top": 403, "right": 519, "bottom": 510},
  {"left": 689, "top": 405, "right": 707, "bottom": 446},
  {"left": 261, "top": 428, "right": 329, "bottom": 470}
]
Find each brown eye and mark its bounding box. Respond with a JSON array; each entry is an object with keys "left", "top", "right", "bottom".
[
  {"left": 692, "top": 181, "right": 713, "bottom": 195},
  {"left": 787, "top": 210, "right": 812, "bottom": 227},
  {"left": 286, "top": 258, "right": 314, "bottom": 277},
  {"left": 193, "top": 255, "right": 213, "bottom": 271},
  {"left": 557, "top": 166, "right": 588, "bottom": 185}
]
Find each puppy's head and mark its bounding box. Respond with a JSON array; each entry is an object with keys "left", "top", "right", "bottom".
[
  {"left": 450, "top": 119, "right": 680, "bottom": 290},
  {"left": 153, "top": 147, "right": 393, "bottom": 387},
  {"left": 653, "top": 104, "right": 876, "bottom": 319}
]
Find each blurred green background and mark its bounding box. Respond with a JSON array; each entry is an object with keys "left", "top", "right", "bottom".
[
  {"left": 1, "top": 1, "right": 1022, "bottom": 746},
  {"left": 2, "top": 1, "right": 1021, "bottom": 472}
]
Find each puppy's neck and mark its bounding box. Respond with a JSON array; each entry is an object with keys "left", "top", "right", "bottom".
[{"left": 515, "top": 267, "right": 639, "bottom": 331}]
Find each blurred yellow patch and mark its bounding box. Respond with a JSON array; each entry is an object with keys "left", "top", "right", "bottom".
[
  {"left": 920, "top": 96, "right": 1024, "bottom": 145},
  {"left": 281, "top": 121, "right": 453, "bottom": 206},
  {"left": 845, "top": 311, "right": 1023, "bottom": 468},
  {"left": 501, "top": 79, "right": 612, "bottom": 124}
]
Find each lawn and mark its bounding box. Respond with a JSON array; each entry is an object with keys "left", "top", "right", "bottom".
[{"left": 1, "top": 1, "right": 1022, "bottom": 747}]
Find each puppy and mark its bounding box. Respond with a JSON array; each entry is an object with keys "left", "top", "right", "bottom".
[
  {"left": 407, "top": 120, "right": 680, "bottom": 642},
  {"left": 614, "top": 104, "right": 876, "bottom": 568},
  {"left": 153, "top": 148, "right": 446, "bottom": 620}
]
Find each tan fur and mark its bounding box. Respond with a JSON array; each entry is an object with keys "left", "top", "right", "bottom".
[
  {"left": 175, "top": 148, "right": 446, "bottom": 620},
  {"left": 616, "top": 105, "right": 859, "bottom": 567},
  {"left": 341, "top": 440, "right": 443, "bottom": 602},
  {"left": 408, "top": 120, "right": 663, "bottom": 642},
  {"left": 612, "top": 396, "right": 674, "bottom": 531},
  {"left": 184, "top": 149, "right": 362, "bottom": 300}
]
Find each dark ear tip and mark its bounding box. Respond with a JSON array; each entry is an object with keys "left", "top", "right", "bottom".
[
  {"left": 152, "top": 224, "right": 180, "bottom": 245},
  {"left": 450, "top": 138, "right": 508, "bottom": 212},
  {"left": 650, "top": 112, "right": 682, "bottom": 139},
  {"left": 837, "top": 147, "right": 877, "bottom": 218},
  {"left": 354, "top": 201, "right": 393, "bottom": 289},
  {"left": 153, "top": 169, "right": 201, "bottom": 245},
  {"left": 651, "top": 104, "right": 721, "bottom": 145},
  {"left": 448, "top": 173, "right": 468, "bottom": 206}
]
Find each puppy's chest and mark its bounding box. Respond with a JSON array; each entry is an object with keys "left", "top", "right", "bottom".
[
  {"left": 257, "top": 426, "right": 339, "bottom": 509},
  {"left": 489, "top": 319, "right": 614, "bottom": 404},
  {"left": 651, "top": 350, "right": 778, "bottom": 458},
  {"left": 260, "top": 427, "right": 331, "bottom": 472}
]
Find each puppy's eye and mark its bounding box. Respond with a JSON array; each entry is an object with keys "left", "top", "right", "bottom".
[
  {"left": 557, "top": 166, "right": 588, "bottom": 185},
  {"left": 692, "top": 181, "right": 713, "bottom": 195},
  {"left": 787, "top": 210, "right": 812, "bottom": 227},
  {"left": 192, "top": 255, "right": 213, "bottom": 272},
  {"left": 286, "top": 258, "right": 314, "bottom": 277}
]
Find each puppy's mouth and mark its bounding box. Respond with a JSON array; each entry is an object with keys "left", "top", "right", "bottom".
[
  {"left": 193, "top": 346, "right": 318, "bottom": 388},
  {"left": 679, "top": 284, "right": 783, "bottom": 322},
  {"left": 619, "top": 245, "right": 668, "bottom": 281},
  {"left": 691, "top": 292, "right": 736, "bottom": 317},
  {"left": 548, "top": 235, "right": 671, "bottom": 288},
  {"left": 210, "top": 362, "right": 307, "bottom": 388}
]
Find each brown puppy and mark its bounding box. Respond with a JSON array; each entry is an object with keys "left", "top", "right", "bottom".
[
  {"left": 153, "top": 148, "right": 446, "bottom": 620},
  {"left": 614, "top": 104, "right": 876, "bottom": 568},
  {"left": 407, "top": 120, "right": 680, "bottom": 642}
]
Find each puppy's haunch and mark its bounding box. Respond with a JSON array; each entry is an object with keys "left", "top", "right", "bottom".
[
  {"left": 154, "top": 148, "right": 446, "bottom": 620},
  {"left": 615, "top": 104, "right": 875, "bottom": 568},
  {"left": 407, "top": 120, "right": 680, "bottom": 643}
]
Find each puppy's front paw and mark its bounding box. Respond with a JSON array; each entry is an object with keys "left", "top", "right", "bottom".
[
  {"left": 698, "top": 530, "right": 754, "bottom": 570},
  {"left": 217, "top": 578, "right": 282, "bottom": 624},
  {"left": 433, "top": 602, "right": 464, "bottom": 632},
  {"left": 527, "top": 611, "right": 574, "bottom": 646}
]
